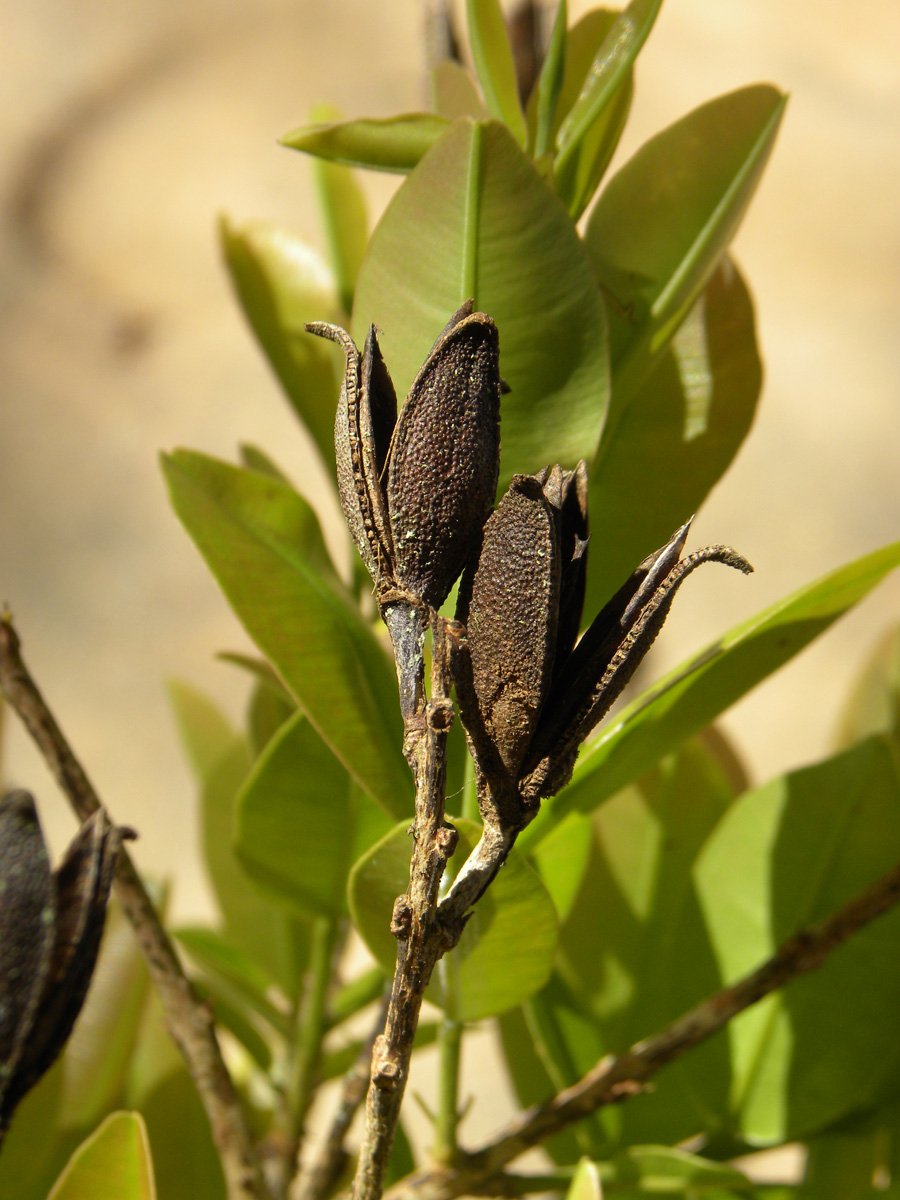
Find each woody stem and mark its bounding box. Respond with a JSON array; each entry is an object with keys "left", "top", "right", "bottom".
[{"left": 352, "top": 612, "right": 463, "bottom": 1200}]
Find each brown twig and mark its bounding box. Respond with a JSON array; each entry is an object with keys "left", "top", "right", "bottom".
[
  {"left": 298, "top": 993, "right": 391, "bottom": 1200},
  {"left": 384, "top": 856, "right": 900, "bottom": 1200},
  {"left": 352, "top": 614, "right": 465, "bottom": 1200},
  {"left": 0, "top": 614, "right": 269, "bottom": 1200}
]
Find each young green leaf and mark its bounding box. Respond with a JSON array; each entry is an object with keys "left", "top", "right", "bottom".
[
  {"left": 431, "top": 61, "right": 488, "bottom": 120},
  {"left": 352, "top": 118, "right": 609, "bottom": 492},
  {"left": 162, "top": 451, "right": 412, "bottom": 817},
  {"left": 834, "top": 622, "right": 900, "bottom": 754},
  {"left": 172, "top": 927, "right": 291, "bottom": 1038},
  {"left": 466, "top": 0, "right": 527, "bottom": 145},
  {"left": 235, "top": 712, "right": 393, "bottom": 919},
  {"left": 309, "top": 105, "right": 368, "bottom": 315},
  {"left": 47, "top": 1112, "right": 156, "bottom": 1200},
  {"left": 566, "top": 1158, "right": 603, "bottom": 1200},
  {"left": 584, "top": 255, "right": 761, "bottom": 616},
  {"left": 349, "top": 818, "right": 558, "bottom": 1022},
  {"left": 695, "top": 736, "right": 900, "bottom": 1141},
  {"left": 526, "top": 539, "right": 900, "bottom": 846},
  {"left": 166, "top": 681, "right": 236, "bottom": 782},
  {"left": 584, "top": 85, "right": 786, "bottom": 413},
  {"left": 219, "top": 218, "right": 339, "bottom": 472},
  {"left": 281, "top": 114, "right": 450, "bottom": 172},
  {"left": 532, "top": 1, "right": 568, "bottom": 157},
  {"left": 553, "top": 0, "right": 663, "bottom": 208},
  {"left": 196, "top": 735, "right": 308, "bottom": 996}
]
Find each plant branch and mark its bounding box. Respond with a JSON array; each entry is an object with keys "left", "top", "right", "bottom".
[
  {"left": 0, "top": 613, "right": 269, "bottom": 1200},
  {"left": 384, "top": 855, "right": 900, "bottom": 1200},
  {"left": 352, "top": 613, "right": 464, "bottom": 1200},
  {"left": 297, "top": 992, "right": 390, "bottom": 1200},
  {"left": 271, "top": 915, "right": 342, "bottom": 1200}
]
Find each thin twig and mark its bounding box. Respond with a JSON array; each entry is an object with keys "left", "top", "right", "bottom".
[
  {"left": 0, "top": 614, "right": 269, "bottom": 1200},
  {"left": 352, "top": 614, "right": 464, "bottom": 1200},
  {"left": 384, "top": 855, "right": 900, "bottom": 1200},
  {"left": 298, "top": 992, "right": 391, "bottom": 1200}
]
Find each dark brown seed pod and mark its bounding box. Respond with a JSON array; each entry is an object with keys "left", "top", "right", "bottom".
[
  {"left": 306, "top": 320, "right": 398, "bottom": 589},
  {"left": 522, "top": 522, "right": 754, "bottom": 800},
  {"left": 457, "top": 463, "right": 754, "bottom": 824},
  {"left": 307, "top": 302, "right": 502, "bottom": 612},
  {"left": 386, "top": 303, "right": 501, "bottom": 608},
  {"left": 0, "top": 793, "right": 125, "bottom": 1137},
  {"left": 456, "top": 473, "right": 560, "bottom": 787}
]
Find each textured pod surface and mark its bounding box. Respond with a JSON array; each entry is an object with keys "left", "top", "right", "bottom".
[
  {"left": 387, "top": 308, "right": 501, "bottom": 608},
  {"left": 0, "top": 791, "right": 55, "bottom": 1105},
  {"left": 460, "top": 475, "right": 560, "bottom": 779},
  {"left": 0, "top": 798, "right": 123, "bottom": 1130},
  {"left": 308, "top": 320, "right": 398, "bottom": 588}
]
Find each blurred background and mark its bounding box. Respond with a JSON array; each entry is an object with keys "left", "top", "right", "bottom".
[{"left": 1, "top": 0, "right": 898, "bottom": 926}]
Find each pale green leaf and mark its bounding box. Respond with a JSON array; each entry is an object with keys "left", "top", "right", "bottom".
[
  {"left": 431, "top": 61, "right": 488, "bottom": 120},
  {"left": 584, "top": 85, "right": 785, "bottom": 417},
  {"left": 162, "top": 451, "right": 412, "bottom": 817},
  {"left": 235, "top": 712, "right": 393, "bottom": 918},
  {"left": 47, "top": 1113, "right": 156, "bottom": 1200},
  {"left": 527, "top": 540, "right": 900, "bottom": 846},
  {"left": 219, "top": 218, "right": 338, "bottom": 471},
  {"left": 695, "top": 736, "right": 900, "bottom": 1142},
  {"left": 584, "top": 255, "right": 761, "bottom": 616},
  {"left": 466, "top": 0, "right": 527, "bottom": 144},
  {"left": 532, "top": 0, "right": 568, "bottom": 157},
  {"left": 553, "top": 0, "right": 662, "bottom": 211},
  {"left": 567, "top": 1158, "right": 603, "bottom": 1200},
  {"left": 281, "top": 114, "right": 450, "bottom": 172},
  {"left": 353, "top": 118, "right": 608, "bottom": 491}
]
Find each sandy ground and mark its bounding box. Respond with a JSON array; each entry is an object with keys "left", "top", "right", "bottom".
[{"left": 0, "top": 0, "right": 898, "bottom": 1166}]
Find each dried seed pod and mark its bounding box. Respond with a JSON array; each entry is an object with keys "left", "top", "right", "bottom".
[
  {"left": 306, "top": 320, "right": 398, "bottom": 588},
  {"left": 307, "top": 302, "right": 502, "bottom": 611},
  {"left": 0, "top": 793, "right": 125, "bottom": 1138},
  {"left": 522, "top": 524, "right": 753, "bottom": 800},
  {"left": 386, "top": 304, "right": 501, "bottom": 608},
  {"left": 457, "top": 473, "right": 560, "bottom": 784},
  {"left": 457, "top": 465, "right": 753, "bottom": 824}
]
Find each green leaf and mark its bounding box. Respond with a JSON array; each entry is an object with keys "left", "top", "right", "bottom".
[
  {"left": 431, "top": 61, "right": 488, "bottom": 120},
  {"left": 246, "top": 679, "right": 295, "bottom": 758},
  {"left": 834, "top": 623, "right": 900, "bottom": 754},
  {"left": 125, "top": 995, "right": 225, "bottom": 1200},
  {"left": 173, "top": 926, "right": 291, "bottom": 1037},
  {"left": 552, "top": 739, "right": 738, "bottom": 1150},
  {"left": 239, "top": 441, "right": 292, "bottom": 484},
  {"left": 235, "top": 712, "right": 393, "bottom": 918},
  {"left": 466, "top": 0, "right": 527, "bottom": 145},
  {"left": 47, "top": 1113, "right": 156, "bottom": 1200},
  {"left": 219, "top": 217, "right": 338, "bottom": 471},
  {"left": 527, "top": 809, "right": 593, "bottom": 923},
  {"left": 195, "top": 731, "right": 308, "bottom": 994},
  {"left": 349, "top": 818, "right": 558, "bottom": 1021},
  {"left": 499, "top": 986, "right": 608, "bottom": 1165},
  {"left": 601, "top": 1144, "right": 755, "bottom": 1195},
  {"left": 567, "top": 1158, "right": 603, "bottom": 1200},
  {"left": 281, "top": 114, "right": 450, "bottom": 172},
  {"left": 584, "top": 85, "right": 785, "bottom": 413},
  {"left": 695, "top": 737, "right": 900, "bottom": 1142},
  {"left": 352, "top": 118, "right": 609, "bottom": 491},
  {"left": 166, "top": 681, "right": 235, "bottom": 782},
  {"left": 526, "top": 540, "right": 900, "bottom": 846},
  {"left": 584, "top": 255, "right": 762, "bottom": 615},
  {"left": 309, "top": 105, "right": 369, "bottom": 315},
  {"left": 553, "top": 0, "right": 662, "bottom": 212},
  {"left": 162, "top": 451, "right": 412, "bottom": 817},
  {"left": 532, "top": 0, "right": 568, "bottom": 157},
  {"left": 802, "top": 1098, "right": 900, "bottom": 1199}
]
